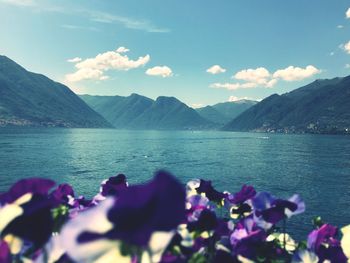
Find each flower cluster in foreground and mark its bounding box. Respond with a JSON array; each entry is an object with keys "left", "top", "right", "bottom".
[{"left": 0, "top": 171, "right": 349, "bottom": 263}]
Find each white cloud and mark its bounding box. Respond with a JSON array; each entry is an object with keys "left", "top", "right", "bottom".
[
  {"left": 211, "top": 65, "right": 319, "bottom": 91},
  {"left": 61, "top": 24, "right": 99, "bottom": 31},
  {"left": 66, "top": 68, "right": 107, "bottom": 82},
  {"left": 67, "top": 57, "right": 82, "bottom": 63},
  {"left": 0, "top": 1, "right": 170, "bottom": 33},
  {"left": 86, "top": 10, "right": 170, "bottom": 33},
  {"left": 0, "top": 0, "right": 35, "bottom": 6},
  {"left": 337, "top": 25, "right": 344, "bottom": 29},
  {"left": 329, "top": 52, "right": 335, "bottom": 56},
  {"left": 191, "top": 103, "right": 204, "bottom": 109},
  {"left": 343, "top": 41, "right": 350, "bottom": 54},
  {"left": 206, "top": 65, "right": 226, "bottom": 74},
  {"left": 234, "top": 67, "right": 271, "bottom": 83},
  {"left": 228, "top": 96, "right": 257, "bottom": 102},
  {"left": 346, "top": 8, "right": 350, "bottom": 18},
  {"left": 146, "top": 66, "right": 173, "bottom": 78},
  {"left": 345, "top": 64, "right": 350, "bottom": 69},
  {"left": 266, "top": 78, "right": 278, "bottom": 88},
  {"left": 210, "top": 67, "right": 277, "bottom": 90},
  {"left": 210, "top": 83, "right": 241, "bottom": 90},
  {"left": 116, "top": 47, "right": 130, "bottom": 53},
  {"left": 65, "top": 47, "right": 150, "bottom": 82},
  {"left": 210, "top": 80, "right": 275, "bottom": 91},
  {"left": 273, "top": 65, "right": 321, "bottom": 81}
]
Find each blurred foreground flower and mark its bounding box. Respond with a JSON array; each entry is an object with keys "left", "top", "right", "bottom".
[
  {"left": 0, "top": 171, "right": 348, "bottom": 263},
  {"left": 61, "top": 171, "right": 185, "bottom": 262}
]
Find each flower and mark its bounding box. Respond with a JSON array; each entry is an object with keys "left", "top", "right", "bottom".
[
  {"left": 92, "top": 174, "right": 128, "bottom": 204},
  {"left": 252, "top": 192, "right": 305, "bottom": 229},
  {"left": 0, "top": 178, "right": 55, "bottom": 249},
  {"left": 0, "top": 240, "right": 11, "bottom": 263},
  {"left": 228, "top": 185, "right": 256, "bottom": 204},
  {"left": 105, "top": 171, "right": 186, "bottom": 246},
  {"left": 100, "top": 174, "right": 128, "bottom": 197},
  {"left": 341, "top": 225, "right": 350, "bottom": 259},
  {"left": 50, "top": 184, "right": 74, "bottom": 206},
  {"left": 307, "top": 224, "right": 347, "bottom": 262},
  {"left": 230, "top": 217, "right": 258, "bottom": 247},
  {"left": 0, "top": 173, "right": 348, "bottom": 262},
  {"left": 195, "top": 179, "right": 227, "bottom": 203},
  {"left": 61, "top": 171, "right": 186, "bottom": 261},
  {"left": 307, "top": 224, "right": 338, "bottom": 251},
  {"left": 60, "top": 198, "right": 120, "bottom": 262},
  {"left": 187, "top": 209, "right": 217, "bottom": 233},
  {"left": 0, "top": 178, "right": 55, "bottom": 205},
  {"left": 186, "top": 194, "right": 213, "bottom": 222},
  {"left": 292, "top": 249, "right": 319, "bottom": 263}
]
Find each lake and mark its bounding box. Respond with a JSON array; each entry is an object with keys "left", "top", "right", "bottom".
[{"left": 0, "top": 128, "right": 350, "bottom": 238}]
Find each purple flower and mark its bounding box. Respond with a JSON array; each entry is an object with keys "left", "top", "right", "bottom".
[
  {"left": 186, "top": 194, "right": 214, "bottom": 222},
  {"left": 61, "top": 171, "right": 186, "bottom": 262},
  {"left": 160, "top": 252, "right": 187, "bottom": 263},
  {"left": 258, "top": 199, "right": 298, "bottom": 224},
  {"left": 213, "top": 250, "right": 238, "bottom": 263},
  {"left": 92, "top": 174, "right": 128, "bottom": 204},
  {"left": 252, "top": 192, "right": 305, "bottom": 226},
  {"left": 0, "top": 240, "right": 11, "bottom": 263},
  {"left": 50, "top": 184, "right": 74, "bottom": 205},
  {"left": 0, "top": 178, "right": 55, "bottom": 248},
  {"left": 187, "top": 209, "right": 217, "bottom": 233},
  {"left": 2, "top": 194, "right": 54, "bottom": 248},
  {"left": 230, "top": 217, "right": 258, "bottom": 247},
  {"left": 228, "top": 185, "right": 256, "bottom": 204},
  {"left": 251, "top": 192, "right": 275, "bottom": 211},
  {"left": 195, "top": 179, "right": 226, "bottom": 203},
  {"left": 101, "top": 174, "right": 128, "bottom": 197},
  {"left": 233, "top": 229, "right": 266, "bottom": 261},
  {"left": 307, "top": 224, "right": 348, "bottom": 262},
  {"left": 0, "top": 178, "right": 55, "bottom": 205},
  {"left": 307, "top": 224, "right": 338, "bottom": 251},
  {"left": 104, "top": 171, "right": 186, "bottom": 246}
]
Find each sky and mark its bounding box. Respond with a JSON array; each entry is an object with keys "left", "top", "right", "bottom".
[{"left": 1, "top": 0, "right": 350, "bottom": 107}]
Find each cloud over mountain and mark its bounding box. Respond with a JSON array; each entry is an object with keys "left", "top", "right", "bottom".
[{"left": 273, "top": 65, "right": 321, "bottom": 81}]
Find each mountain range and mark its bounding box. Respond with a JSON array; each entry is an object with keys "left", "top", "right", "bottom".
[
  {"left": 0, "top": 56, "right": 111, "bottom": 128},
  {"left": 196, "top": 100, "right": 257, "bottom": 125},
  {"left": 80, "top": 94, "right": 214, "bottom": 130},
  {"left": 1, "top": 55, "right": 349, "bottom": 134},
  {"left": 223, "top": 77, "right": 350, "bottom": 134},
  {"left": 80, "top": 94, "right": 256, "bottom": 129}
]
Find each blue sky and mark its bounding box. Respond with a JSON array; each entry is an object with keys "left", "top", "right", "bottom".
[{"left": 1, "top": 0, "right": 350, "bottom": 107}]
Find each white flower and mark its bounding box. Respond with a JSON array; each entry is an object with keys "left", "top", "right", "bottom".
[{"left": 341, "top": 225, "right": 350, "bottom": 259}]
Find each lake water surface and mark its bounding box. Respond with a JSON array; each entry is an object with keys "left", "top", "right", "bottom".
[{"left": 1, "top": 128, "right": 349, "bottom": 237}]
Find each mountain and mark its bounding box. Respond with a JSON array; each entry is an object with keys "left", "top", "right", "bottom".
[
  {"left": 81, "top": 94, "right": 212, "bottom": 130},
  {"left": 196, "top": 100, "right": 257, "bottom": 125},
  {"left": 0, "top": 56, "right": 111, "bottom": 128},
  {"left": 129, "top": 96, "right": 211, "bottom": 129},
  {"left": 223, "top": 77, "right": 350, "bottom": 134},
  {"left": 80, "top": 94, "right": 153, "bottom": 128}
]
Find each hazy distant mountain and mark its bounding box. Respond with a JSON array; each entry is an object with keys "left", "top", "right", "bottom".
[
  {"left": 223, "top": 77, "right": 350, "bottom": 134},
  {"left": 81, "top": 94, "right": 212, "bottom": 130},
  {"left": 196, "top": 100, "right": 257, "bottom": 125},
  {"left": 0, "top": 56, "right": 111, "bottom": 128}
]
